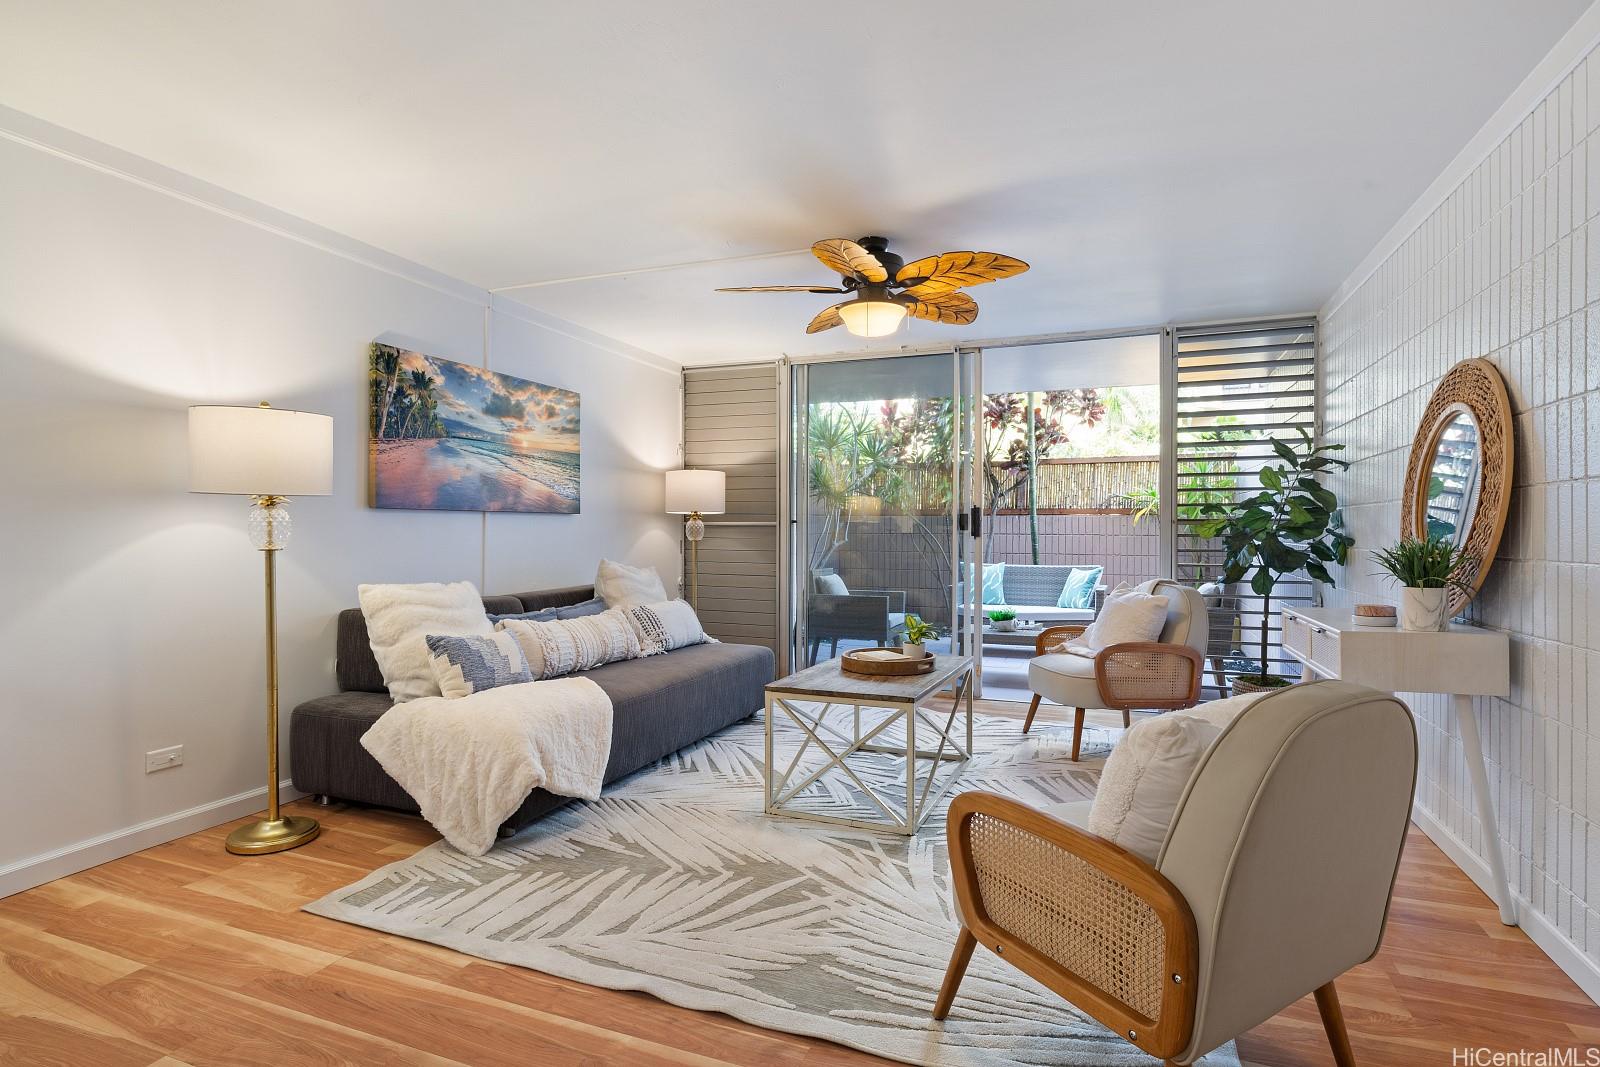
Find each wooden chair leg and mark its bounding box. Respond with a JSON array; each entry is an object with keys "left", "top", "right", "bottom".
[
  {"left": 1022, "top": 693, "right": 1041, "bottom": 733},
  {"left": 1314, "top": 980, "right": 1356, "bottom": 1067},
  {"left": 1070, "top": 707, "right": 1086, "bottom": 761},
  {"left": 933, "top": 927, "right": 976, "bottom": 1020},
  {"left": 1121, "top": 708, "right": 1131, "bottom": 728}
]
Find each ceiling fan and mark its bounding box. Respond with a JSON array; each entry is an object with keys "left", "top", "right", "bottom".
[{"left": 716, "top": 236, "right": 1028, "bottom": 338}]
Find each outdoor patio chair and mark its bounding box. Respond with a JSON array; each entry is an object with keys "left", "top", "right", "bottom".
[{"left": 807, "top": 567, "right": 908, "bottom": 662}]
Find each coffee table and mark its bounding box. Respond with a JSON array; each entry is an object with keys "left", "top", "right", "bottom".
[{"left": 763, "top": 654, "right": 975, "bottom": 835}]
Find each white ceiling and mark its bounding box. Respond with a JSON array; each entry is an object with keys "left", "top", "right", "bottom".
[{"left": 2, "top": 1, "right": 1589, "bottom": 365}]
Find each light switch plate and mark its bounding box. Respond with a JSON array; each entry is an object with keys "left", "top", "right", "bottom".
[{"left": 145, "top": 745, "right": 183, "bottom": 773}]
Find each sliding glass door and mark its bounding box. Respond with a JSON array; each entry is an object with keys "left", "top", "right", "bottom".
[{"left": 788, "top": 352, "right": 982, "bottom": 670}]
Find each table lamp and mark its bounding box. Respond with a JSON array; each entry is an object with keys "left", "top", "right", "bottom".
[
  {"left": 190, "top": 402, "right": 333, "bottom": 855},
  {"left": 664, "top": 468, "right": 725, "bottom": 608}
]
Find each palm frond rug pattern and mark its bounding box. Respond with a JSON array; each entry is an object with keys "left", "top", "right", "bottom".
[{"left": 306, "top": 711, "right": 1240, "bottom": 1067}]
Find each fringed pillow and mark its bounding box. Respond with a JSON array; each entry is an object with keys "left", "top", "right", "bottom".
[
  {"left": 497, "top": 608, "right": 641, "bottom": 679},
  {"left": 624, "top": 600, "right": 712, "bottom": 655}
]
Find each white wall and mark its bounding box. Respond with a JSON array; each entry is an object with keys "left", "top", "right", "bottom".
[
  {"left": 1320, "top": 7, "right": 1600, "bottom": 999},
  {"left": 0, "top": 111, "right": 682, "bottom": 891}
]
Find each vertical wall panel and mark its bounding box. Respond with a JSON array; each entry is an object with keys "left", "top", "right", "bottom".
[
  {"left": 1323, "top": 49, "right": 1600, "bottom": 988},
  {"left": 682, "top": 364, "right": 780, "bottom": 656}
]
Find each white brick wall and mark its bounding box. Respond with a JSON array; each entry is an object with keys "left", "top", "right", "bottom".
[{"left": 1322, "top": 48, "right": 1600, "bottom": 974}]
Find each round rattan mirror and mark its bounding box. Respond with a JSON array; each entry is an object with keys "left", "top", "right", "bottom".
[{"left": 1399, "top": 358, "right": 1514, "bottom": 616}]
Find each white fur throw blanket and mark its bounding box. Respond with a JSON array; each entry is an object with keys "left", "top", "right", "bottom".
[{"left": 360, "top": 676, "right": 613, "bottom": 856}]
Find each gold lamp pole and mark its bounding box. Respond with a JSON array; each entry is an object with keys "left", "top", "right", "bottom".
[
  {"left": 190, "top": 403, "right": 333, "bottom": 855},
  {"left": 665, "top": 469, "right": 725, "bottom": 608}
]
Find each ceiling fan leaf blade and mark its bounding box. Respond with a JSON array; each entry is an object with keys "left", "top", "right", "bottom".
[
  {"left": 714, "top": 285, "right": 848, "bottom": 293},
  {"left": 896, "top": 251, "right": 1029, "bottom": 293},
  {"left": 812, "top": 238, "right": 889, "bottom": 284},
  {"left": 806, "top": 303, "right": 846, "bottom": 333},
  {"left": 906, "top": 291, "right": 978, "bottom": 325}
]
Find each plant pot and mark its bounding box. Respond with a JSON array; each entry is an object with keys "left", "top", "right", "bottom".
[
  {"left": 900, "top": 642, "right": 926, "bottom": 658},
  {"left": 1398, "top": 587, "right": 1448, "bottom": 631},
  {"left": 992, "top": 619, "right": 1017, "bottom": 632},
  {"left": 1231, "top": 674, "right": 1293, "bottom": 697}
]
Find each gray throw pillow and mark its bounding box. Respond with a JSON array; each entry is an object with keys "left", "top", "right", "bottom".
[
  {"left": 488, "top": 606, "right": 561, "bottom": 624},
  {"left": 554, "top": 597, "right": 608, "bottom": 620}
]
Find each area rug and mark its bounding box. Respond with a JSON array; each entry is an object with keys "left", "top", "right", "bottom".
[{"left": 306, "top": 710, "right": 1240, "bottom": 1067}]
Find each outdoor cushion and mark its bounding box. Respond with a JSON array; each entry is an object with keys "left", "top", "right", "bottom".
[
  {"left": 1057, "top": 565, "right": 1103, "bottom": 609},
  {"left": 981, "top": 562, "right": 1007, "bottom": 605}
]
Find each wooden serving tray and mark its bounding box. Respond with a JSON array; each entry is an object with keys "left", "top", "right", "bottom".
[{"left": 841, "top": 647, "right": 936, "bottom": 676}]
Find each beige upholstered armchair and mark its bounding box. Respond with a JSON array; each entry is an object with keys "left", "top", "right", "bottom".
[
  {"left": 936, "top": 680, "right": 1417, "bottom": 1066},
  {"left": 1024, "top": 579, "right": 1209, "bottom": 759}
]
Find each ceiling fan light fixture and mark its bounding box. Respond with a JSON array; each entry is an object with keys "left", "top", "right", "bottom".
[{"left": 838, "top": 299, "right": 906, "bottom": 338}]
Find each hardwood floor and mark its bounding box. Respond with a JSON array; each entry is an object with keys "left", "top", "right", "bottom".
[{"left": 2, "top": 700, "right": 1597, "bottom": 1066}]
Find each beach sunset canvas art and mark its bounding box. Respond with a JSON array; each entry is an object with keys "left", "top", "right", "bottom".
[{"left": 368, "top": 343, "right": 580, "bottom": 513}]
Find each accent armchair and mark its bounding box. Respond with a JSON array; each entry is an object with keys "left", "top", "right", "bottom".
[
  {"left": 1024, "top": 579, "right": 1208, "bottom": 759},
  {"left": 936, "top": 680, "right": 1418, "bottom": 1066}
]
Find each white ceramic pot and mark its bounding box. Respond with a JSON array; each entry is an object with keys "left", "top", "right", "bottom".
[
  {"left": 901, "top": 641, "right": 926, "bottom": 658},
  {"left": 1398, "top": 586, "right": 1449, "bottom": 631},
  {"left": 993, "top": 618, "right": 1017, "bottom": 632}
]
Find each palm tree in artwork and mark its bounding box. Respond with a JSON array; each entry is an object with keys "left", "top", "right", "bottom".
[
  {"left": 401, "top": 369, "right": 439, "bottom": 439},
  {"left": 370, "top": 345, "right": 402, "bottom": 439}
]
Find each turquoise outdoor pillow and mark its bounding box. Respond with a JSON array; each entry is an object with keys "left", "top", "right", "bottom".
[
  {"left": 980, "top": 561, "right": 1007, "bottom": 606},
  {"left": 1057, "top": 565, "right": 1103, "bottom": 609}
]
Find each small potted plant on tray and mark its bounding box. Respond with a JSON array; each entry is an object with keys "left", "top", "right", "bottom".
[
  {"left": 987, "top": 608, "right": 1018, "bottom": 633},
  {"left": 1372, "top": 536, "right": 1471, "bottom": 631},
  {"left": 901, "top": 615, "right": 938, "bottom": 658}
]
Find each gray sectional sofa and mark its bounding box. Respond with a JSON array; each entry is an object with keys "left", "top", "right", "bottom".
[{"left": 290, "top": 584, "right": 775, "bottom": 835}]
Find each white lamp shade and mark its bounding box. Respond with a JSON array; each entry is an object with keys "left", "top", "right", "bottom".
[
  {"left": 838, "top": 299, "right": 907, "bottom": 338},
  {"left": 189, "top": 404, "right": 334, "bottom": 496},
  {"left": 664, "top": 468, "right": 725, "bottom": 515}
]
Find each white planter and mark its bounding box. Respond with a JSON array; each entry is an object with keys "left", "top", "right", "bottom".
[
  {"left": 992, "top": 619, "right": 1017, "bottom": 632},
  {"left": 900, "top": 641, "right": 926, "bottom": 658},
  {"left": 1398, "top": 586, "right": 1449, "bottom": 631}
]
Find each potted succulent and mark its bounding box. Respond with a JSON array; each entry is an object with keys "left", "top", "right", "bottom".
[
  {"left": 987, "top": 608, "right": 1018, "bottom": 633},
  {"left": 1197, "top": 429, "right": 1355, "bottom": 697},
  {"left": 1372, "top": 536, "right": 1471, "bottom": 631},
  {"left": 901, "top": 615, "right": 938, "bottom": 658}
]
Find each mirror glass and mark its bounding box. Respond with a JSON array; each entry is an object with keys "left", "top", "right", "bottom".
[{"left": 1421, "top": 409, "right": 1481, "bottom": 548}]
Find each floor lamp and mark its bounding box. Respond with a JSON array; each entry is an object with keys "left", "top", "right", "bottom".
[
  {"left": 665, "top": 469, "right": 725, "bottom": 608},
  {"left": 190, "top": 402, "right": 333, "bottom": 855}
]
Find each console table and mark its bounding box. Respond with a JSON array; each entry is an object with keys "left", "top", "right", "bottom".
[{"left": 1279, "top": 604, "right": 1516, "bottom": 925}]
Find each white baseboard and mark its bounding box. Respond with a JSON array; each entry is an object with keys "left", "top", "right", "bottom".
[
  {"left": 0, "top": 779, "right": 305, "bottom": 899},
  {"left": 1411, "top": 806, "right": 1600, "bottom": 1005}
]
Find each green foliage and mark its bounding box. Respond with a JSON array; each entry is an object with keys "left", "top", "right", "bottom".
[
  {"left": 1195, "top": 428, "right": 1354, "bottom": 684},
  {"left": 902, "top": 614, "right": 938, "bottom": 643},
  {"left": 1372, "top": 536, "right": 1472, "bottom": 590},
  {"left": 985, "top": 608, "right": 1017, "bottom": 623}
]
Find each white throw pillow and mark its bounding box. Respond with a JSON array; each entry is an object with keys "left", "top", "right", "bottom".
[
  {"left": 358, "top": 581, "right": 493, "bottom": 702},
  {"left": 595, "top": 559, "right": 669, "bottom": 608},
  {"left": 498, "top": 608, "right": 641, "bottom": 679},
  {"left": 1086, "top": 692, "right": 1265, "bottom": 862},
  {"left": 425, "top": 631, "right": 533, "bottom": 699},
  {"left": 1067, "top": 584, "right": 1170, "bottom": 656},
  {"left": 625, "top": 599, "right": 712, "bottom": 655},
  {"left": 815, "top": 573, "right": 849, "bottom": 596}
]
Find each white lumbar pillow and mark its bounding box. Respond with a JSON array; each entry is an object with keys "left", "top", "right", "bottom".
[
  {"left": 624, "top": 599, "right": 713, "bottom": 655},
  {"left": 595, "top": 559, "right": 668, "bottom": 608},
  {"left": 1067, "top": 583, "right": 1170, "bottom": 656},
  {"left": 1085, "top": 691, "right": 1266, "bottom": 862},
  {"left": 358, "top": 581, "right": 493, "bottom": 702},
  {"left": 498, "top": 608, "right": 641, "bottom": 679}
]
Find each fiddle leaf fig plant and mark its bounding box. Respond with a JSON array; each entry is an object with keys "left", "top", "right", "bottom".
[{"left": 1195, "top": 429, "right": 1354, "bottom": 688}]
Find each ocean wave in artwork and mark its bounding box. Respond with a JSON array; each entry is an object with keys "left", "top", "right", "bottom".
[{"left": 372, "top": 438, "right": 580, "bottom": 513}]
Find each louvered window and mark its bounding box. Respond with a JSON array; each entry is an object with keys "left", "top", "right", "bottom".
[{"left": 1170, "top": 320, "right": 1318, "bottom": 694}]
